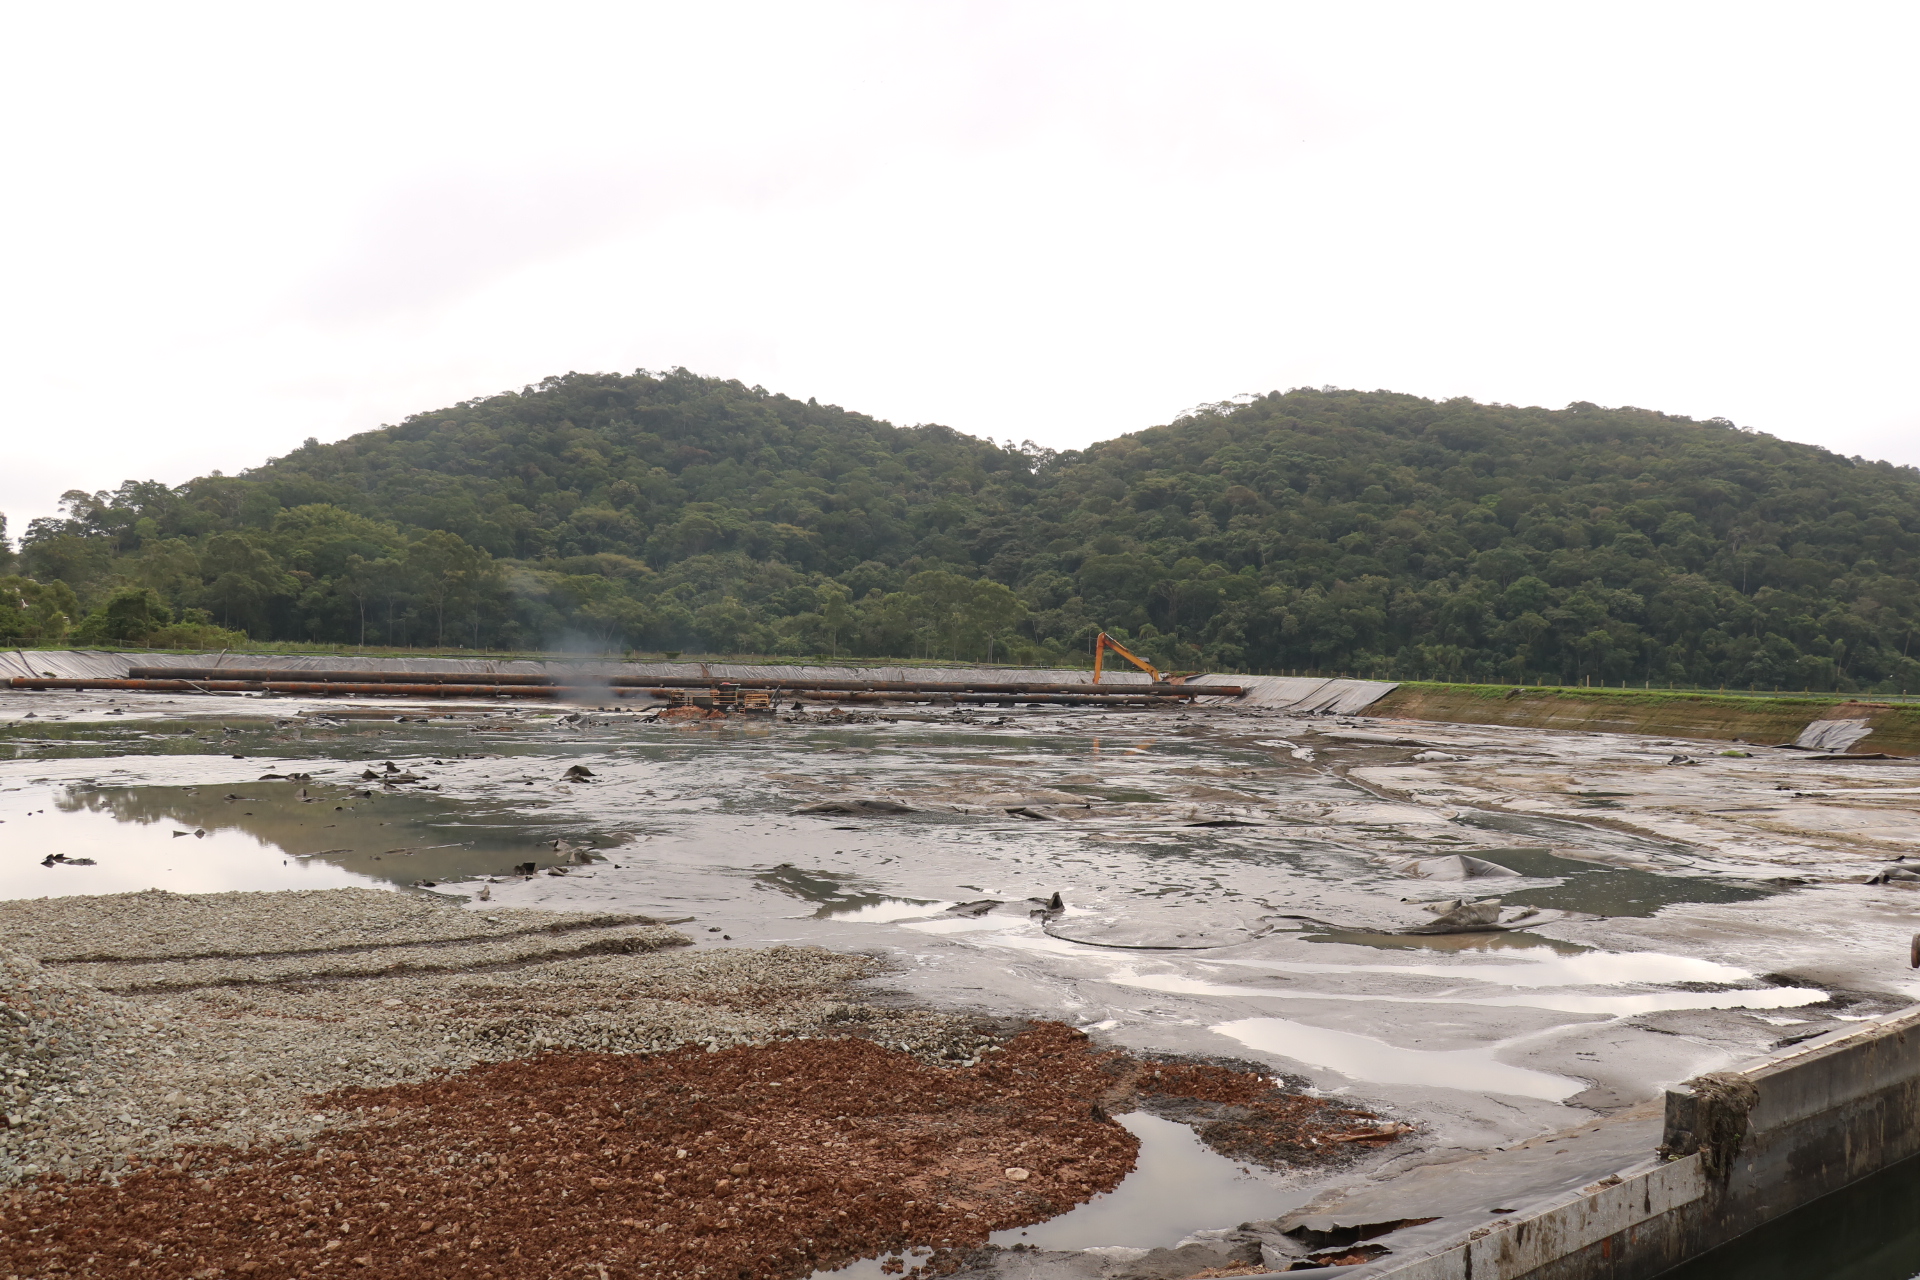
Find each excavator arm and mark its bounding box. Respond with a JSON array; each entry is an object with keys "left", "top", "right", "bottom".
[{"left": 1092, "top": 632, "right": 1168, "bottom": 684}]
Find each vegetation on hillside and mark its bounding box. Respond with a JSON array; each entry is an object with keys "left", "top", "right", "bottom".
[{"left": 6, "top": 370, "right": 1920, "bottom": 692}]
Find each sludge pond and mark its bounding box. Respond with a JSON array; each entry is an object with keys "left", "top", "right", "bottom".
[{"left": 6, "top": 691, "right": 1920, "bottom": 1274}]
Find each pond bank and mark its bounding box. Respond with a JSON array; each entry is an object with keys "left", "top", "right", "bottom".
[{"left": 1374, "top": 683, "right": 1920, "bottom": 754}]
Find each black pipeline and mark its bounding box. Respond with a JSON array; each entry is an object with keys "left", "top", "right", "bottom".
[{"left": 9, "top": 667, "right": 1242, "bottom": 705}]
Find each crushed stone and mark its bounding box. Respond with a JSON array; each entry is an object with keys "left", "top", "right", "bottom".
[
  {"left": 0, "top": 889, "right": 989, "bottom": 1189},
  {"left": 0, "top": 887, "right": 663, "bottom": 963},
  {"left": 1, "top": 1025, "right": 1401, "bottom": 1279}
]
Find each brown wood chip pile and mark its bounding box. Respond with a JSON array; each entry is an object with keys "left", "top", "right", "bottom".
[{"left": 0, "top": 1023, "right": 1404, "bottom": 1280}]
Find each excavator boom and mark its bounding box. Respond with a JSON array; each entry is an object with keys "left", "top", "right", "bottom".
[{"left": 1091, "top": 632, "right": 1165, "bottom": 684}]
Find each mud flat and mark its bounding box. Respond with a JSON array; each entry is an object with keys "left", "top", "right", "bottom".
[{"left": 9, "top": 661, "right": 1920, "bottom": 1277}]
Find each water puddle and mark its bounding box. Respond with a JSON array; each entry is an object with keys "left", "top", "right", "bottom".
[
  {"left": 1113, "top": 967, "right": 1825, "bottom": 1018},
  {"left": 806, "top": 1112, "right": 1302, "bottom": 1277},
  {"left": 1442, "top": 825, "right": 1778, "bottom": 916},
  {"left": 1057, "top": 784, "right": 1168, "bottom": 803},
  {"left": 991, "top": 1112, "right": 1302, "bottom": 1249},
  {"left": 1, "top": 779, "right": 597, "bottom": 898},
  {"left": 753, "top": 865, "right": 952, "bottom": 920},
  {"left": 902, "top": 914, "right": 1024, "bottom": 934},
  {"left": 1306, "top": 930, "right": 1588, "bottom": 955},
  {"left": 1464, "top": 847, "right": 1775, "bottom": 917},
  {"left": 1213, "top": 1016, "right": 1585, "bottom": 1101},
  {"left": 1226, "top": 949, "right": 1762, "bottom": 989},
  {"left": 810, "top": 1249, "right": 934, "bottom": 1280},
  {"left": 819, "top": 898, "right": 951, "bottom": 923}
]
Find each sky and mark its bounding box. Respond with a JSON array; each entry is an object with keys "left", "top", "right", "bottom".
[{"left": 3, "top": 1, "right": 1918, "bottom": 533}]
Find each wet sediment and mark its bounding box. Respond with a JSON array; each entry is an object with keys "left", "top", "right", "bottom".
[
  {"left": 12, "top": 669, "right": 1920, "bottom": 1276},
  {"left": 0, "top": 890, "right": 1399, "bottom": 1279}
]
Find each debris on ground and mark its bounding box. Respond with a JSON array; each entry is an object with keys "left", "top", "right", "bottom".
[
  {"left": 0, "top": 1024, "right": 1404, "bottom": 1280},
  {"left": 1400, "top": 899, "right": 1505, "bottom": 934},
  {"left": 793, "top": 798, "right": 916, "bottom": 815},
  {"left": 0, "top": 889, "right": 970, "bottom": 1188}
]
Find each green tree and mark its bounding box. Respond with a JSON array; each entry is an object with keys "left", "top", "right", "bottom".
[
  {"left": 403, "top": 531, "right": 495, "bottom": 647},
  {"left": 72, "top": 586, "right": 173, "bottom": 643},
  {"left": 0, "top": 576, "right": 80, "bottom": 644},
  {"left": 16, "top": 371, "right": 1920, "bottom": 689}
]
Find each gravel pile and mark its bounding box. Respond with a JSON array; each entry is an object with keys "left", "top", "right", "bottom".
[
  {"left": 0, "top": 889, "right": 991, "bottom": 1189},
  {"left": 0, "top": 1024, "right": 1403, "bottom": 1280},
  {"left": 0, "top": 887, "right": 661, "bottom": 962},
  {"left": 0, "top": 884, "right": 1414, "bottom": 1280},
  {"left": 0, "top": 946, "right": 146, "bottom": 1184}
]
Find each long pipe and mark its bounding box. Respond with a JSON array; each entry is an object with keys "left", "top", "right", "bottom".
[
  {"left": 610, "top": 676, "right": 1240, "bottom": 695},
  {"left": 16, "top": 678, "right": 553, "bottom": 696},
  {"left": 9, "top": 676, "right": 1199, "bottom": 705},
  {"left": 125, "top": 665, "right": 1240, "bottom": 697},
  {"left": 129, "top": 666, "right": 557, "bottom": 686}
]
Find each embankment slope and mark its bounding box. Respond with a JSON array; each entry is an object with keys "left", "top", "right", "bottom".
[{"left": 1371, "top": 684, "right": 1920, "bottom": 755}]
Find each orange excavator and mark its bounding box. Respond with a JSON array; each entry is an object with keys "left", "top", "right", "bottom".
[{"left": 1091, "top": 632, "right": 1189, "bottom": 685}]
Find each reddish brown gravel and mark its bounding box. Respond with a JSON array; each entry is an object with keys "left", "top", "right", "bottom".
[{"left": 0, "top": 1024, "right": 1401, "bottom": 1280}]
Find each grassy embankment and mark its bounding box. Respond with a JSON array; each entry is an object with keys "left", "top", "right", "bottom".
[{"left": 1372, "top": 683, "right": 1920, "bottom": 754}]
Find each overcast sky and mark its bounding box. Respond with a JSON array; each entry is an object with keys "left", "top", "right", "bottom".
[{"left": 3, "top": 1, "right": 1917, "bottom": 533}]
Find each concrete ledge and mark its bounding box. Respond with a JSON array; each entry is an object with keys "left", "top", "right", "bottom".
[{"left": 1368, "top": 1004, "right": 1920, "bottom": 1279}]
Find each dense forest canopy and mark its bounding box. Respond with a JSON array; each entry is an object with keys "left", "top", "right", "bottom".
[{"left": 5, "top": 369, "right": 1920, "bottom": 692}]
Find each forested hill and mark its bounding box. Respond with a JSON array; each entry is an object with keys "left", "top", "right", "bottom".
[{"left": 7, "top": 369, "right": 1920, "bottom": 693}]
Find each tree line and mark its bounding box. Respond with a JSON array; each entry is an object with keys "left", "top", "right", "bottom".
[{"left": 5, "top": 369, "right": 1920, "bottom": 692}]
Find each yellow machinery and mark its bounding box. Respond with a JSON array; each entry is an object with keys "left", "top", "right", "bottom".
[
  {"left": 1092, "top": 632, "right": 1183, "bottom": 684},
  {"left": 662, "top": 684, "right": 773, "bottom": 713}
]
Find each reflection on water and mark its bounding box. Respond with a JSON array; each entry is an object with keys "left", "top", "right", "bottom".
[
  {"left": 1224, "top": 948, "right": 1761, "bottom": 989},
  {"left": 810, "top": 1249, "right": 933, "bottom": 1280},
  {"left": 754, "top": 863, "right": 862, "bottom": 903},
  {"left": 1120, "top": 967, "right": 1825, "bottom": 1018},
  {"left": 3, "top": 779, "right": 596, "bottom": 898},
  {"left": 818, "top": 898, "right": 950, "bottom": 923},
  {"left": 1214, "top": 1016, "right": 1585, "bottom": 1100},
  {"left": 1448, "top": 844, "right": 1776, "bottom": 917},
  {"left": 752, "top": 864, "right": 953, "bottom": 921},
  {"left": 812, "top": 1113, "right": 1308, "bottom": 1270},
  {"left": 1662, "top": 1152, "right": 1920, "bottom": 1280},
  {"left": 2, "top": 799, "right": 379, "bottom": 898},
  {"left": 990, "top": 1112, "right": 1300, "bottom": 1249},
  {"left": 1306, "top": 930, "right": 1589, "bottom": 955}
]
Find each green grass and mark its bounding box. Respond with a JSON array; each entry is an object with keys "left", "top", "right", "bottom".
[{"left": 1389, "top": 682, "right": 1901, "bottom": 708}]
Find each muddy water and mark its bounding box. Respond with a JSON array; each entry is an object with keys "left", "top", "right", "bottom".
[
  {"left": 991, "top": 1112, "right": 1307, "bottom": 1248},
  {"left": 0, "top": 779, "right": 587, "bottom": 897},
  {"left": 816, "top": 1112, "right": 1309, "bottom": 1275},
  {"left": 1444, "top": 829, "right": 1773, "bottom": 916},
  {"left": 0, "top": 711, "right": 623, "bottom": 896},
  {"left": 0, "top": 701, "right": 1866, "bottom": 1260}
]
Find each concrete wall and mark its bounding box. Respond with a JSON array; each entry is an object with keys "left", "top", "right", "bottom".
[{"left": 1368, "top": 1004, "right": 1920, "bottom": 1279}]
